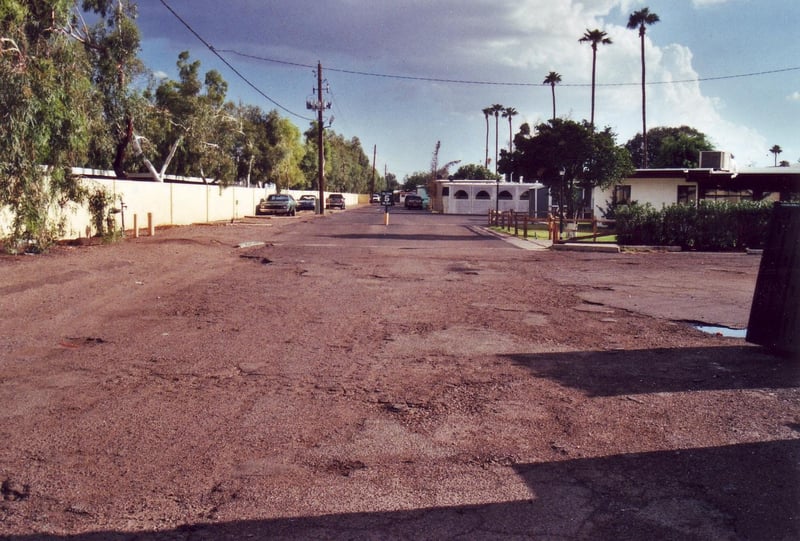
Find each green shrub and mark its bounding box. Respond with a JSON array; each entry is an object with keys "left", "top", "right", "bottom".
[
  {"left": 615, "top": 203, "right": 662, "bottom": 245},
  {"left": 614, "top": 200, "right": 773, "bottom": 251}
]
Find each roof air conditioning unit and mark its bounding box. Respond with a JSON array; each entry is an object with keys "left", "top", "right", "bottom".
[{"left": 699, "top": 151, "right": 732, "bottom": 171}]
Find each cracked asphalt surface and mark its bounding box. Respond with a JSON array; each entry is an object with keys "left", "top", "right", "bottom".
[{"left": 1, "top": 205, "right": 798, "bottom": 540}]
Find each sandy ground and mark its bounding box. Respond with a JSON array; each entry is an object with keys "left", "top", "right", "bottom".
[{"left": 0, "top": 205, "right": 797, "bottom": 540}]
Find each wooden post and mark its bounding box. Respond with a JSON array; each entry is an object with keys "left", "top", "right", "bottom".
[
  {"left": 592, "top": 217, "right": 597, "bottom": 242},
  {"left": 148, "top": 212, "right": 154, "bottom": 236},
  {"left": 133, "top": 214, "right": 139, "bottom": 238}
]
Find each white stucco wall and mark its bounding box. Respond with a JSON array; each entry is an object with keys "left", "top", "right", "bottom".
[
  {"left": 593, "top": 176, "right": 696, "bottom": 215},
  {"left": 0, "top": 172, "right": 359, "bottom": 240},
  {"left": 437, "top": 181, "right": 549, "bottom": 215}
]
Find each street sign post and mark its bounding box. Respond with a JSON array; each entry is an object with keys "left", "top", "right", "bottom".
[{"left": 380, "top": 191, "right": 393, "bottom": 225}]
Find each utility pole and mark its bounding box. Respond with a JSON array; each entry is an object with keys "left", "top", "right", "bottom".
[
  {"left": 370, "top": 144, "right": 377, "bottom": 197},
  {"left": 306, "top": 62, "right": 331, "bottom": 214}
]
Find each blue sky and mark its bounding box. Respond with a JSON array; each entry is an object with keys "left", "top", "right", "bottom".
[{"left": 136, "top": 0, "right": 799, "bottom": 179}]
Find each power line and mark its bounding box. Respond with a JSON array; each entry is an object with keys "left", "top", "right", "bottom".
[
  {"left": 158, "top": 0, "right": 312, "bottom": 121},
  {"left": 219, "top": 49, "right": 800, "bottom": 88}
]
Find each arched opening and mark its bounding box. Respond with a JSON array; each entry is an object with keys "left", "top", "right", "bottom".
[
  {"left": 499, "top": 190, "right": 513, "bottom": 200},
  {"left": 475, "top": 190, "right": 491, "bottom": 200},
  {"left": 454, "top": 190, "right": 469, "bottom": 200}
]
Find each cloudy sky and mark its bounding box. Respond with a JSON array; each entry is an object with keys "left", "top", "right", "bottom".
[{"left": 136, "top": 0, "right": 799, "bottom": 179}]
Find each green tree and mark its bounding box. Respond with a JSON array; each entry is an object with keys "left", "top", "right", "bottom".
[
  {"left": 301, "top": 124, "right": 373, "bottom": 193},
  {"left": 625, "top": 126, "right": 714, "bottom": 168},
  {"left": 241, "top": 107, "right": 305, "bottom": 190},
  {"left": 451, "top": 164, "right": 500, "bottom": 180},
  {"left": 383, "top": 172, "right": 399, "bottom": 191},
  {"left": 0, "top": 0, "right": 95, "bottom": 251},
  {"left": 504, "top": 119, "right": 634, "bottom": 218},
  {"left": 72, "top": 0, "right": 144, "bottom": 177},
  {"left": 770, "top": 144, "right": 783, "bottom": 167},
  {"left": 145, "top": 51, "right": 238, "bottom": 183},
  {"left": 542, "top": 71, "right": 562, "bottom": 121},
  {"left": 402, "top": 171, "right": 431, "bottom": 191},
  {"left": 627, "top": 7, "right": 660, "bottom": 168},
  {"left": 579, "top": 29, "right": 612, "bottom": 128}
]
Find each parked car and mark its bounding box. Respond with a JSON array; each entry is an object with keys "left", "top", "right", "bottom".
[
  {"left": 371, "top": 193, "right": 380, "bottom": 203},
  {"left": 404, "top": 194, "right": 423, "bottom": 209},
  {"left": 326, "top": 193, "right": 346, "bottom": 209},
  {"left": 255, "top": 193, "right": 297, "bottom": 216},
  {"left": 297, "top": 194, "right": 317, "bottom": 211}
]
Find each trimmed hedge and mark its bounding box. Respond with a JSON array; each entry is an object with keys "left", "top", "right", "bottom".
[{"left": 615, "top": 200, "right": 773, "bottom": 250}]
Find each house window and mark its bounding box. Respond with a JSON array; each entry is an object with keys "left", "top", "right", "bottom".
[
  {"left": 614, "top": 185, "right": 631, "bottom": 205},
  {"left": 475, "top": 190, "right": 491, "bottom": 200},
  {"left": 678, "top": 185, "right": 696, "bottom": 205},
  {"left": 498, "top": 190, "right": 513, "bottom": 200},
  {"left": 453, "top": 190, "right": 468, "bottom": 200}
]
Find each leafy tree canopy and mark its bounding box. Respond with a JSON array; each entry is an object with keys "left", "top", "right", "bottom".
[
  {"left": 625, "top": 126, "right": 714, "bottom": 169},
  {"left": 402, "top": 171, "right": 431, "bottom": 191},
  {"left": 0, "top": 0, "right": 96, "bottom": 250},
  {"left": 451, "top": 164, "right": 500, "bottom": 180},
  {"left": 501, "top": 119, "right": 634, "bottom": 217}
]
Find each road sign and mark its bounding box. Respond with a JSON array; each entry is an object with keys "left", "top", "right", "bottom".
[{"left": 380, "top": 191, "right": 394, "bottom": 207}]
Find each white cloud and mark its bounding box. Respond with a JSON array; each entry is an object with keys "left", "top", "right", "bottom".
[
  {"left": 692, "top": 0, "right": 731, "bottom": 6},
  {"left": 788, "top": 91, "right": 800, "bottom": 102}
]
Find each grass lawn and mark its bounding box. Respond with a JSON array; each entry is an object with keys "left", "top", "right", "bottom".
[{"left": 491, "top": 225, "right": 618, "bottom": 243}]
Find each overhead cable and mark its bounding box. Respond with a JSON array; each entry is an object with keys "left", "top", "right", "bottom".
[
  {"left": 220, "top": 49, "right": 800, "bottom": 88},
  {"left": 158, "top": 0, "right": 312, "bottom": 121}
]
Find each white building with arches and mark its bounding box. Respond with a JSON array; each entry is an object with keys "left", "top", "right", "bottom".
[{"left": 431, "top": 179, "right": 550, "bottom": 216}]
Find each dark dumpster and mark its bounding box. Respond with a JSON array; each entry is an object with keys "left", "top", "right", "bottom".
[{"left": 746, "top": 202, "right": 800, "bottom": 355}]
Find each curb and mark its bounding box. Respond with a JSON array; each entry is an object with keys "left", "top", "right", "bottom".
[{"left": 551, "top": 243, "right": 620, "bottom": 253}]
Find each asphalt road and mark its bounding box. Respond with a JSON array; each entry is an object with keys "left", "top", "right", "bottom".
[{"left": 0, "top": 204, "right": 797, "bottom": 540}]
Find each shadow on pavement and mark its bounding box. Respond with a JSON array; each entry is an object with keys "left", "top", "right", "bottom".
[
  {"left": 505, "top": 345, "right": 799, "bottom": 396},
  {"left": 5, "top": 440, "right": 797, "bottom": 540},
  {"left": 328, "top": 232, "right": 488, "bottom": 242}
]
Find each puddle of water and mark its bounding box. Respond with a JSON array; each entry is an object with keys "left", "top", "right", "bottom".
[{"left": 694, "top": 325, "right": 747, "bottom": 338}]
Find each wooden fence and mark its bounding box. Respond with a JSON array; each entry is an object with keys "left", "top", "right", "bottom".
[{"left": 488, "top": 210, "right": 615, "bottom": 243}]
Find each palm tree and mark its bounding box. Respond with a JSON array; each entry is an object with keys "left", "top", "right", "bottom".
[
  {"left": 542, "top": 71, "right": 562, "bottom": 121},
  {"left": 490, "top": 103, "right": 504, "bottom": 173},
  {"left": 502, "top": 107, "right": 518, "bottom": 154},
  {"left": 627, "top": 7, "right": 660, "bottom": 169},
  {"left": 579, "top": 29, "right": 612, "bottom": 128},
  {"left": 482, "top": 107, "right": 493, "bottom": 167},
  {"left": 770, "top": 144, "right": 783, "bottom": 166}
]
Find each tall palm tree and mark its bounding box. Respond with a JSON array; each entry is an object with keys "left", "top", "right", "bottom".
[
  {"left": 490, "top": 103, "right": 504, "bottom": 173},
  {"left": 770, "top": 144, "right": 783, "bottom": 166},
  {"left": 542, "top": 71, "right": 562, "bottom": 121},
  {"left": 482, "top": 107, "right": 493, "bottom": 167},
  {"left": 627, "top": 7, "right": 660, "bottom": 169},
  {"left": 502, "top": 107, "right": 518, "bottom": 153},
  {"left": 579, "top": 29, "right": 612, "bottom": 128}
]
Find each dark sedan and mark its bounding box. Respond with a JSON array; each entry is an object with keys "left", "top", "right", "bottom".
[{"left": 297, "top": 194, "right": 317, "bottom": 211}]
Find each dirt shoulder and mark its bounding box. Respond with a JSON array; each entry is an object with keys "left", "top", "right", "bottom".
[{"left": 1, "top": 208, "right": 797, "bottom": 539}]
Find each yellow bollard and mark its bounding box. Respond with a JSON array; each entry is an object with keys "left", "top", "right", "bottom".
[
  {"left": 384, "top": 210, "right": 389, "bottom": 226},
  {"left": 148, "top": 212, "right": 154, "bottom": 236},
  {"left": 133, "top": 214, "right": 139, "bottom": 238}
]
